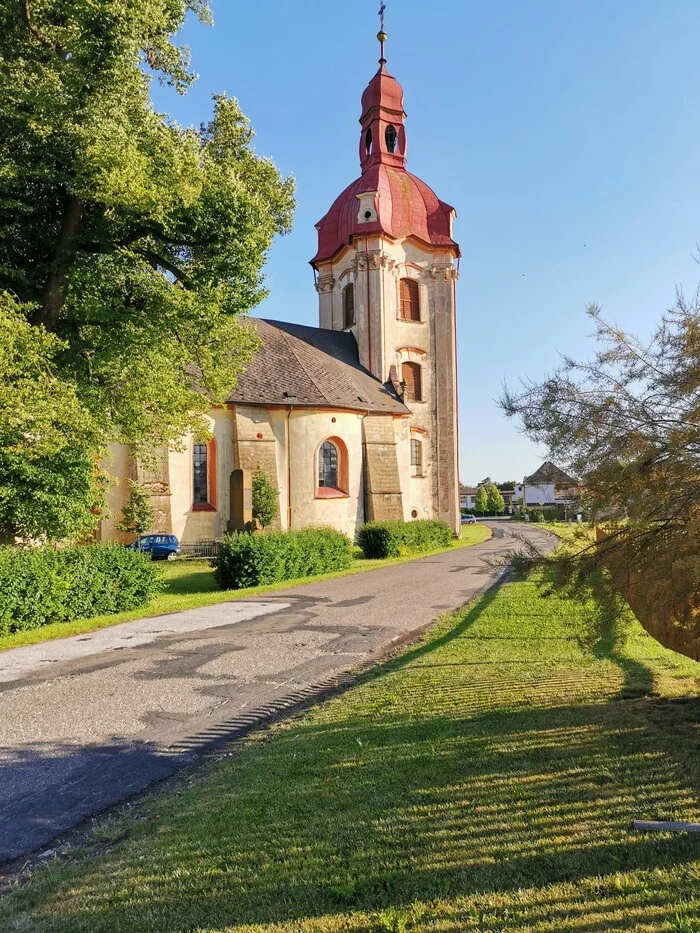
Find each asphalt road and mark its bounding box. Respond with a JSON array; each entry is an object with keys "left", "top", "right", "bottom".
[{"left": 0, "top": 519, "right": 552, "bottom": 863}]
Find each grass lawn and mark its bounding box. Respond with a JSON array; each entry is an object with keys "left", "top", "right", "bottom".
[
  {"left": 0, "top": 524, "right": 491, "bottom": 652},
  {"left": 2, "top": 573, "right": 698, "bottom": 931}
]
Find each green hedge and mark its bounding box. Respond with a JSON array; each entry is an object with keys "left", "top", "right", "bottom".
[
  {"left": 357, "top": 519, "right": 453, "bottom": 559},
  {"left": 213, "top": 527, "right": 353, "bottom": 590},
  {"left": 0, "top": 543, "right": 163, "bottom": 635}
]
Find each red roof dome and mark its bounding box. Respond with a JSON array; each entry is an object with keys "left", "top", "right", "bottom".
[
  {"left": 311, "top": 57, "right": 459, "bottom": 266},
  {"left": 312, "top": 163, "right": 459, "bottom": 265}
]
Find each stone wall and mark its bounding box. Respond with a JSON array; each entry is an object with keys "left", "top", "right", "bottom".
[{"left": 363, "top": 414, "right": 404, "bottom": 521}]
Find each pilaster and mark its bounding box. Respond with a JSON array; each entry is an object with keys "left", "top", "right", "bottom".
[
  {"left": 429, "top": 263, "right": 460, "bottom": 533},
  {"left": 315, "top": 273, "right": 335, "bottom": 330}
]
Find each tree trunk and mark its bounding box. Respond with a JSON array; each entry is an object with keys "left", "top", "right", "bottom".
[
  {"left": 0, "top": 525, "right": 16, "bottom": 546},
  {"left": 33, "top": 194, "right": 84, "bottom": 330}
]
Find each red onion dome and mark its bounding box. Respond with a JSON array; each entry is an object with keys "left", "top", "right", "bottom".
[{"left": 312, "top": 164, "right": 459, "bottom": 265}]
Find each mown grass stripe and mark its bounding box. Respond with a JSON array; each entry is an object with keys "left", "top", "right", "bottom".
[{"left": 1, "top": 574, "right": 698, "bottom": 932}]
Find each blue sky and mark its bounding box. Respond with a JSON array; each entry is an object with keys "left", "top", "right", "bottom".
[{"left": 152, "top": 0, "right": 700, "bottom": 485}]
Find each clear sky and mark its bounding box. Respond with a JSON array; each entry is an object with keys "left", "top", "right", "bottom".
[{"left": 151, "top": 0, "right": 700, "bottom": 486}]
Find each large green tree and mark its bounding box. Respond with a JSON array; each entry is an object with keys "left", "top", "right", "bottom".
[
  {"left": 0, "top": 0, "right": 294, "bottom": 460},
  {"left": 0, "top": 294, "right": 107, "bottom": 542}
]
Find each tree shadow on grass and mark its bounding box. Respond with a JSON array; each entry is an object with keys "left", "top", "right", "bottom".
[
  {"left": 21, "top": 697, "right": 697, "bottom": 932},
  {"left": 3, "top": 585, "right": 699, "bottom": 932},
  {"left": 9, "top": 597, "right": 696, "bottom": 932}
]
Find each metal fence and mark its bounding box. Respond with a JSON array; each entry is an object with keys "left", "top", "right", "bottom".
[{"left": 180, "top": 540, "right": 220, "bottom": 558}]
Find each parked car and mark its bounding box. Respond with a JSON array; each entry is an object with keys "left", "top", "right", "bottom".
[
  {"left": 127, "top": 534, "right": 181, "bottom": 560},
  {"left": 461, "top": 514, "right": 477, "bottom": 525}
]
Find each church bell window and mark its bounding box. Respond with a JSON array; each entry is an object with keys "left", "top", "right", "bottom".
[
  {"left": 343, "top": 283, "right": 355, "bottom": 328},
  {"left": 365, "top": 128, "right": 373, "bottom": 156},
  {"left": 318, "top": 441, "right": 339, "bottom": 489},
  {"left": 385, "top": 124, "right": 397, "bottom": 153}
]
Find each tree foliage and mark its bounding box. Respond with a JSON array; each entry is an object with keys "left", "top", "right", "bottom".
[
  {"left": 0, "top": 293, "right": 107, "bottom": 542},
  {"left": 116, "top": 479, "right": 154, "bottom": 536},
  {"left": 0, "top": 0, "right": 294, "bottom": 458},
  {"left": 474, "top": 486, "right": 488, "bottom": 515},
  {"left": 502, "top": 299, "right": 700, "bottom": 659},
  {"left": 486, "top": 483, "right": 505, "bottom": 514},
  {"left": 251, "top": 465, "right": 278, "bottom": 528}
]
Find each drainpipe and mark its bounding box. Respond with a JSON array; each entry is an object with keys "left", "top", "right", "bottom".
[
  {"left": 452, "top": 267, "right": 459, "bottom": 533},
  {"left": 361, "top": 412, "right": 368, "bottom": 524},
  {"left": 286, "top": 407, "right": 293, "bottom": 529},
  {"left": 365, "top": 236, "right": 372, "bottom": 374}
]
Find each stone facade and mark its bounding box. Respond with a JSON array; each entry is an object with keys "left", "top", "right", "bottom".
[{"left": 313, "top": 237, "right": 460, "bottom": 531}]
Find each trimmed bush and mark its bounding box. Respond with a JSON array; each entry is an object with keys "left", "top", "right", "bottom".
[
  {"left": 0, "top": 543, "right": 163, "bottom": 635},
  {"left": 213, "top": 527, "right": 353, "bottom": 590},
  {"left": 357, "top": 519, "right": 453, "bottom": 559}
]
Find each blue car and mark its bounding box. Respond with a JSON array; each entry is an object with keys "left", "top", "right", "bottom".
[{"left": 128, "top": 534, "right": 181, "bottom": 560}]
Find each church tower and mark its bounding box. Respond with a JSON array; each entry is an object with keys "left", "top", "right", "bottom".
[{"left": 311, "top": 22, "right": 460, "bottom": 533}]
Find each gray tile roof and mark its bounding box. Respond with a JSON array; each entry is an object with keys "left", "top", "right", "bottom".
[{"left": 226, "top": 319, "right": 409, "bottom": 415}]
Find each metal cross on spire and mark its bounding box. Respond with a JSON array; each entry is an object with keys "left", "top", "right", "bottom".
[{"left": 377, "top": 2, "right": 387, "bottom": 64}]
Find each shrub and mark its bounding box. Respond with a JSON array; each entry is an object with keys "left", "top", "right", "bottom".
[
  {"left": 116, "top": 480, "right": 154, "bottom": 535},
  {"left": 357, "top": 519, "right": 453, "bottom": 559},
  {"left": 0, "top": 543, "right": 163, "bottom": 635},
  {"left": 530, "top": 510, "right": 545, "bottom": 523},
  {"left": 214, "top": 527, "right": 353, "bottom": 590},
  {"left": 252, "top": 465, "right": 278, "bottom": 528}
]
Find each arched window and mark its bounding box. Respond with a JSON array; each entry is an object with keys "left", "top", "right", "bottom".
[
  {"left": 365, "top": 128, "right": 373, "bottom": 156},
  {"left": 193, "top": 442, "right": 208, "bottom": 504},
  {"left": 410, "top": 437, "right": 423, "bottom": 475},
  {"left": 385, "top": 124, "right": 397, "bottom": 153},
  {"left": 318, "top": 440, "right": 339, "bottom": 489},
  {"left": 399, "top": 278, "right": 420, "bottom": 321},
  {"left": 316, "top": 437, "right": 349, "bottom": 498},
  {"left": 192, "top": 438, "right": 217, "bottom": 510},
  {"left": 402, "top": 361, "right": 422, "bottom": 402},
  {"left": 343, "top": 283, "right": 355, "bottom": 328}
]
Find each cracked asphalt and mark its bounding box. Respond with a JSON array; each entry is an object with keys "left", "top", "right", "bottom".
[{"left": 0, "top": 520, "right": 552, "bottom": 863}]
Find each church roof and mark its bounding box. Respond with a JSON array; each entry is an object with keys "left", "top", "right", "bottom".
[{"left": 226, "top": 318, "right": 409, "bottom": 415}]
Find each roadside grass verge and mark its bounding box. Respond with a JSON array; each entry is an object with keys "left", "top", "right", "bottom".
[
  {"left": 2, "top": 571, "right": 698, "bottom": 931},
  {"left": 0, "top": 524, "right": 490, "bottom": 652}
]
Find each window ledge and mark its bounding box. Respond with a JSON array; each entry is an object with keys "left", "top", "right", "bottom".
[
  {"left": 315, "top": 487, "right": 349, "bottom": 499},
  {"left": 192, "top": 503, "right": 216, "bottom": 512}
]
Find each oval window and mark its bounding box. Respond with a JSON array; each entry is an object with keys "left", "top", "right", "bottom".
[
  {"left": 365, "top": 128, "right": 373, "bottom": 156},
  {"left": 385, "top": 124, "right": 397, "bottom": 153}
]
